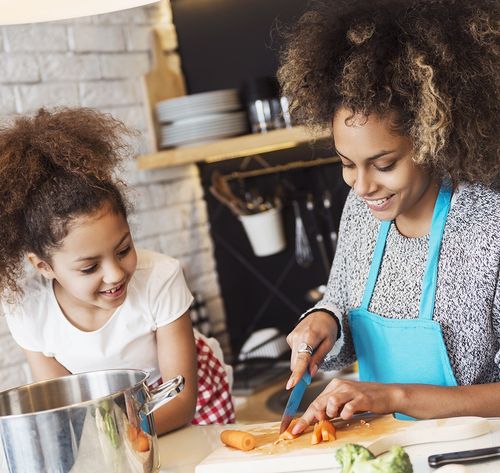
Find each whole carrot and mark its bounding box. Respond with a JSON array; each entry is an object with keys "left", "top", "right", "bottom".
[{"left": 220, "top": 429, "right": 256, "bottom": 451}]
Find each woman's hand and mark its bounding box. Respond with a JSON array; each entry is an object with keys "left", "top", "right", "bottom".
[
  {"left": 292, "top": 379, "right": 402, "bottom": 434},
  {"left": 286, "top": 311, "right": 339, "bottom": 389}
]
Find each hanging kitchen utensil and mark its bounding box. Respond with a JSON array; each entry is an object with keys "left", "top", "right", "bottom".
[
  {"left": 322, "top": 190, "right": 338, "bottom": 262},
  {"left": 210, "top": 171, "right": 248, "bottom": 216},
  {"left": 305, "top": 193, "right": 330, "bottom": 279},
  {"left": 292, "top": 200, "right": 313, "bottom": 268}
]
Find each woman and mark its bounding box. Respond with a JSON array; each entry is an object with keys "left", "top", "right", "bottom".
[{"left": 278, "top": 0, "right": 500, "bottom": 432}]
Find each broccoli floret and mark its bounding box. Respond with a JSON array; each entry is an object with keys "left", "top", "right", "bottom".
[
  {"left": 351, "top": 446, "right": 413, "bottom": 473},
  {"left": 335, "top": 444, "right": 375, "bottom": 473}
]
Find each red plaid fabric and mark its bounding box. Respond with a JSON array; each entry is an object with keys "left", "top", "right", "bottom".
[{"left": 191, "top": 335, "right": 235, "bottom": 425}]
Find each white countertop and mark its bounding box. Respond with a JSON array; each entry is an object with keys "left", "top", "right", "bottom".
[{"left": 158, "top": 419, "right": 500, "bottom": 473}]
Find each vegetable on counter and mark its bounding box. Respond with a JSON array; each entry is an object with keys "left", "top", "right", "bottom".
[
  {"left": 336, "top": 443, "right": 413, "bottom": 473},
  {"left": 278, "top": 418, "right": 301, "bottom": 441},
  {"left": 311, "top": 420, "right": 336, "bottom": 445},
  {"left": 220, "top": 430, "right": 256, "bottom": 451}
]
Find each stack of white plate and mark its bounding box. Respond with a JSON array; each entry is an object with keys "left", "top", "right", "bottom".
[{"left": 156, "top": 89, "right": 248, "bottom": 148}]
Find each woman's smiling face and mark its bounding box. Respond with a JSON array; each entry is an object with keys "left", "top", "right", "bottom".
[{"left": 333, "top": 107, "right": 436, "bottom": 224}]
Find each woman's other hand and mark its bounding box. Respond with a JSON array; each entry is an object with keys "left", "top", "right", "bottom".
[
  {"left": 291, "top": 379, "right": 402, "bottom": 435},
  {"left": 286, "top": 311, "right": 338, "bottom": 389}
]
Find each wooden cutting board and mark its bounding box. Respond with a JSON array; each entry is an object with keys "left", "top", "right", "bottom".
[{"left": 195, "top": 415, "right": 410, "bottom": 473}]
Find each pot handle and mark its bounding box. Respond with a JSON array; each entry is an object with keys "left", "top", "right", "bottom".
[{"left": 141, "top": 375, "right": 185, "bottom": 416}]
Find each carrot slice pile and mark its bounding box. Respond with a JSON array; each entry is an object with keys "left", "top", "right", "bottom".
[
  {"left": 311, "top": 420, "right": 336, "bottom": 444},
  {"left": 278, "top": 418, "right": 301, "bottom": 441}
]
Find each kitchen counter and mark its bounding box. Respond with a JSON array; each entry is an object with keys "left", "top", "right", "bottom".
[{"left": 158, "top": 419, "right": 500, "bottom": 473}]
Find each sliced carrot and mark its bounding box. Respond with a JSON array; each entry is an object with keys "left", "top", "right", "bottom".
[
  {"left": 279, "top": 418, "right": 301, "bottom": 441},
  {"left": 320, "top": 420, "right": 336, "bottom": 441},
  {"left": 127, "top": 424, "right": 138, "bottom": 442},
  {"left": 220, "top": 430, "right": 256, "bottom": 451},
  {"left": 311, "top": 422, "right": 322, "bottom": 445},
  {"left": 133, "top": 431, "right": 150, "bottom": 452}
]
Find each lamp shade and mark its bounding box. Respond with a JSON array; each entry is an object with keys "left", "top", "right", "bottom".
[{"left": 0, "top": 0, "right": 160, "bottom": 25}]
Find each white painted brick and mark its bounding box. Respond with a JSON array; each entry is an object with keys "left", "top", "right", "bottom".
[
  {"left": 189, "top": 271, "right": 221, "bottom": 301},
  {"left": 180, "top": 249, "right": 216, "bottom": 281},
  {"left": 0, "top": 86, "right": 16, "bottom": 114},
  {"left": 4, "top": 25, "right": 68, "bottom": 52},
  {"left": 134, "top": 206, "right": 183, "bottom": 240},
  {"left": 101, "top": 105, "right": 148, "bottom": 131},
  {"left": 16, "top": 83, "right": 79, "bottom": 112},
  {"left": 69, "top": 25, "right": 125, "bottom": 52},
  {"left": 137, "top": 164, "right": 199, "bottom": 185},
  {"left": 92, "top": 7, "right": 152, "bottom": 25},
  {"left": 100, "top": 53, "right": 150, "bottom": 79},
  {"left": 124, "top": 26, "right": 152, "bottom": 51},
  {"left": 168, "top": 178, "right": 204, "bottom": 206},
  {"left": 54, "top": 16, "right": 93, "bottom": 25},
  {"left": 79, "top": 79, "right": 140, "bottom": 107},
  {"left": 0, "top": 363, "right": 30, "bottom": 391},
  {"left": 0, "top": 315, "right": 9, "bottom": 336},
  {"left": 157, "top": 224, "right": 212, "bottom": 258},
  {"left": 145, "top": 183, "right": 167, "bottom": 208},
  {"left": 130, "top": 185, "right": 154, "bottom": 212},
  {"left": 0, "top": 30, "right": 4, "bottom": 51},
  {"left": 0, "top": 334, "right": 26, "bottom": 369},
  {"left": 38, "top": 53, "right": 101, "bottom": 81},
  {"left": 134, "top": 236, "right": 161, "bottom": 253},
  {"left": 0, "top": 54, "right": 39, "bottom": 83}
]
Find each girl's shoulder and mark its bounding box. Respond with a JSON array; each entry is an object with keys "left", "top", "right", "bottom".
[{"left": 130, "top": 248, "right": 188, "bottom": 298}]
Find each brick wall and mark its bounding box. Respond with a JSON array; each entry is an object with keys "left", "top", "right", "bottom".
[{"left": 0, "top": 4, "right": 228, "bottom": 392}]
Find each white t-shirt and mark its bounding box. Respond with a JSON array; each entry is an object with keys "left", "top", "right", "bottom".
[{"left": 3, "top": 249, "right": 193, "bottom": 385}]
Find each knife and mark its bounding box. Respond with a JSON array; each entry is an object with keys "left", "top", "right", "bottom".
[{"left": 279, "top": 369, "right": 312, "bottom": 434}]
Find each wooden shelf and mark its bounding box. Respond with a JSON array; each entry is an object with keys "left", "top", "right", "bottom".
[{"left": 137, "top": 126, "right": 331, "bottom": 170}]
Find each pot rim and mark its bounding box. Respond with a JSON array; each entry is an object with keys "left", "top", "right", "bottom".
[{"left": 0, "top": 368, "right": 150, "bottom": 420}]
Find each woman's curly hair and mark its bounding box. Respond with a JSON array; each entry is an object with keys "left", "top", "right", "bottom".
[
  {"left": 278, "top": 0, "right": 500, "bottom": 186},
  {"left": 0, "top": 107, "right": 133, "bottom": 294}
]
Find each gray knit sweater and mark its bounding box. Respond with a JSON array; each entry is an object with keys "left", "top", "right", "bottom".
[{"left": 314, "top": 183, "right": 500, "bottom": 385}]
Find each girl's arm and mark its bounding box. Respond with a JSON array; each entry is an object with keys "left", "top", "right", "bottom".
[
  {"left": 292, "top": 379, "right": 500, "bottom": 434},
  {"left": 153, "top": 311, "right": 198, "bottom": 435},
  {"left": 23, "top": 349, "right": 71, "bottom": 381}
]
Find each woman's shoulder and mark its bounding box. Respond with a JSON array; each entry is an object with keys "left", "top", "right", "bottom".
[{"left": 451, "top": 183, "right": 500, "bottom": 232}]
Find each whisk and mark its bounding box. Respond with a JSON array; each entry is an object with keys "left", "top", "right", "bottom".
[{"left": 292, "top": 200, "right": 313, "bottom": 267}]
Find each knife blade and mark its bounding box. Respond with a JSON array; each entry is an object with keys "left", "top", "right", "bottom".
[{"left": 279, "top": 369, "right": 312, "bottom": 434}]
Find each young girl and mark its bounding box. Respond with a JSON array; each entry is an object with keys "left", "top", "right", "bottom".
[
  {"left": 278, "top": 0, "right": 500, "bottom": 432},
  {"left": 0, "top": 108, "right": 234, "bottom": 434}
]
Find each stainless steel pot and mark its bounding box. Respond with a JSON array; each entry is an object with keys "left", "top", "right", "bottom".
[{"left": 0, "top": 369, "right": 184, "bottom": 473}]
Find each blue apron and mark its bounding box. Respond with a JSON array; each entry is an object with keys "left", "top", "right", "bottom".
[{"left": 348, "top": 184, "right": 457, "bottom": 419}]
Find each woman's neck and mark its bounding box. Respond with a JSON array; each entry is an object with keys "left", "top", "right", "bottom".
[{"left": 395, "top": 180, "right": 441, "bottom": 238}]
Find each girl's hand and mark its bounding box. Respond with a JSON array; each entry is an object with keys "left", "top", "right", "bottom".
[
  {"left": 286, "top": 311, "right": 338, "bottom": 390},
  {"left": 291, "top": 379, "right": 403, "bottom": 434}
]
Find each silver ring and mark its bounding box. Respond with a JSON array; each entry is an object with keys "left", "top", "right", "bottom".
[{"left": 297, "top": 342, "right": 314, "bottom": 356}]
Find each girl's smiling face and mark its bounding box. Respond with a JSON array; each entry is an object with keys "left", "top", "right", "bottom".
[
  {"left": 32, "top": 201, "right": 137, "bottom": 319},
  {"left": 333, "top": 107, "right": 439, "bottom": 230}
]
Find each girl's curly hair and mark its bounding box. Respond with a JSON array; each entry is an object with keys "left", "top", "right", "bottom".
[
  {"left": 278, "top": 0, "right": 500, "bottom": 186},
  {"left": 0, "top": 107, "right": 133, "bottom": 294}
]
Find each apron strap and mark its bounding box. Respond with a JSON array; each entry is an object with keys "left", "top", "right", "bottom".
[
  {"left": 360, "top": 220, "right": 391, "bottom": 310},
  {"left": 360, "top": 183, "right": 452, "bottom": 317},
  {"left": 418, "top": 184, "right": 452, "bottom": 320}
]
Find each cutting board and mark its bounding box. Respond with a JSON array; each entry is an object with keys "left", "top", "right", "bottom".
[
  {"left": 195, "top": 415, "right": 409, "bottom": 473},
  {"left": 195, "top": 415, "right": 491, "bottom": 473}
]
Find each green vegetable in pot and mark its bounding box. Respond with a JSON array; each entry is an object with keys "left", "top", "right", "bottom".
[{"left": 336, "top": 444, "right": 413, "bottom": 473}]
